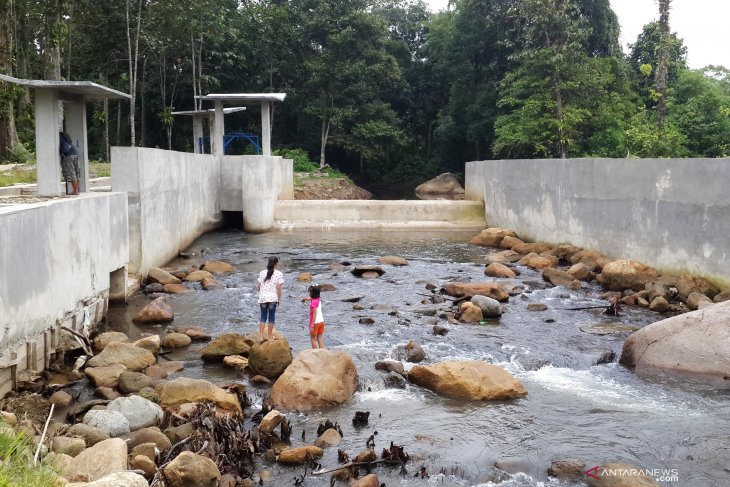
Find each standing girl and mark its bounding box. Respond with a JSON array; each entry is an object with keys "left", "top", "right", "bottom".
[
  {"left": 257, "top": 256, "right": 284, "bottom": 341},
  {"left": 301, "top": 285, "right": 325, "bottom": 349}
]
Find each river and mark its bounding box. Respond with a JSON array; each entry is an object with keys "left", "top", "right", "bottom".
[{"left": 108, "top": 229, "right": 730, "bottom": 487}]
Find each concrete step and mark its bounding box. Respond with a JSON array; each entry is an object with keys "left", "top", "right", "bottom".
[{"left": 274, "top": 199, "right": 486, "bottom": 230}]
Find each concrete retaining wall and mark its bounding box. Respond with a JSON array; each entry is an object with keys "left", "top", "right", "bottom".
[
  {"left": 112, "top": 147, "right": 223, "bottom": 276},
  {"left": 0, "top": 193, "right": 128, "bottom": 394},
  {"left": 274, "top": 200, "right": 486, "bottom": 230},
  {"left": 466, "top": 158, "right": 730, "bottom": 283}
]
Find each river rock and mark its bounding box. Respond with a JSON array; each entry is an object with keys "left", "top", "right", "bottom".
[
  {"left": 596, "top": 260, "right": 658, "bottom": 292},
  {"left": 548, "top": 459, "right": 585, "bottom": 480},
  {"left": 162, "top": 332, "right": 192, "bottom": 349},
  {"left": 675, "top": 275, "right": 719, "bottom": 300},
  {"left": 133, "top": 297, "right": 174, "bottom": 324},
  {"left": 527, "top": 303, "right": 547, "bottom": 311},
  {"left": 158, "top": 361, "right": 185, "bottom": 373},
  {"left": 297, "top": 272, "right": 312, "bottom": 282},
  {"left": 127, "top": 427, "right": 172, "bottom": 451},
  {"left": 649, "top": 296, "right": 670, "bottom": 312},
  {"left": 130, "top": 442, "right": 157, "bottom": 462},
  {"left": 513, "top": 242, "right": 552, "bottom": 255},
  {"left": 87, "top": 342, "right": 156, "bottom": 372},
  {"left": 68, "top": 423, "right": 110, "bottom": 446},
  {"left": 407, "top": 361, "right": 527, "bottom": 400},
  {"left": 202, "top": 260, "right": 234, "bottom": 274},
  {"left": 145, "top": 283, "right": 164, "bottom": 293},
  {"left": 319, "top": 283, "right": 337, "bottom": 291},
  {"left": 164, "top": 451, "right": 221, "bottom": 487},
  {"left": 581, "top": 323, "right": 639, "bottom": 335},
  {"left": 184, "top": 270, "right": 212, "bottom": 282},
  {"left": 83, "top": 410, "right": 130, "bottom": 438},
  {"left": 469, "top": 227, "right": 517, "bottom": 247},
  {"left": 133, "top": 334, "right": 161, "bottom": 354},
  {"left": 250, "top": 375, "right": 271, "bottom": 384},
  {"left": 471, "top": 295, "right": 502, "bottom": 317},
  {"left": 277, "top": 445, "right": 324, "bottom": 464},
  {"left": 518, "top": 252, "right": 557, "bottom": 270},
  {"left": 223, "top": 355, "right": 248, "bottom": 370},
  {"left": 405, "top": 341, "right": 426, "bottom": 363},
  {"left": 542, "top": 268, "right": 580, "bottom": 288},
  {"left": 159, "top": 377, "right": 241, "bottom": 413},
  {"left": 162, "top": 283, "right": 192, "bottom": 294},
  {"left": 171, "top": 326, "right": 210, "bottom": 341},
  {"left": 570, "top": 249, "right": 608, "bottom": 271},
  {"left": 248, "top": 338, "right": 293, "bottom": 379},
  {"left": 201, "top": 277, "right": 225, "bottom": 290},
  {"left": 67, "top": 471, "right": 150, "bottom": 487},
  {"left": 384, "top": 371, "right": 407, "bottom": 389},
  {"left": 621, "top": 300, "right": 730, "bottom": 382},
  {"left": 567, "top": 262, "right": 591, "bottom": 281},
  {"left": 93, "top": 332, "right": 129, "bottom": 352},
  {"left": 107, "top": 395, "right": 163, "bottom": 431},
  {"left": 62, "top": 438, "right": 128, "bottom": 483},
  {"left": 459, "top": 302, "right": 483, "bottom": 322},
  {"left": 131, "top": 454, "right": 157, "bottom": 477},
  {"left": 444, "top": 282, "right": 509, "bottom": 302},
  {"left": 85, "top": 364, "right": 126, "bottom": 388},
  {"left": 500, "top": 235, "right": 523, "bottom": 249},
  {"left": 117, "top": 371, "right": 153, "bottom": 394},
  {"left": 270, "top": 349, "right": 358, "bottom": 411},
  {"left": 52, "top": 436, "right": 86, "bottom": 457},
  {"left": 378, "top": 255, "right": 409, "bottom": 266},
  {"left": 201, "top": 333, "right": 250, "bottom": 361},
  {"left": 164, "top": 422, "right": 195, "bottom": 444},
  {"left": 375, "top": 360, "right": 404, "bottom": 375},
  {"left": 148, "top": 268, "right": 181, "bottom": 285},
  {"left": 485, "top": 262, "right": 517, "bottom": 278},
  {"left": 687, "top": 292, "right": 713, "bottom": 310},
  {"left": 585, "top": 463, "right": 659, "bottom": 486},
  {"left": 50, "top": 390, "right": 73, "bottom": 408},
  {"left": 351, "top": 474, "right": 380, "bottom": 487},
  {"left": 487, "top": 250, "right": 522, "bottom": 264},
  {"left": 313, "top": 428, "right": 342, "bottom": 448},
  {"left": 415, "top": 172, "right": 465, "bottom": 199},
  {"left": 259, "top": 410, "right": 284, "bottom": 434},
  {"left": 713, "top": 290, "right": 730, "bottom": 303},
  {"left": 433, "top": 324, "right": 449, "bottom": 336},
  {"left": 351, "top": 266, "right": 385, "bottom": 278},
  {"left": 144, "top": 365, "right": 168, "bottom": 380}
]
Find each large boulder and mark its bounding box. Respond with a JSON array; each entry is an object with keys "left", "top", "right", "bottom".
[
  {"left": 164, "top": 451, "right": 221, "bottom": 487},
  {"left": 85, "top": 365, "right": 126, "bottom": 388},
  {"left": 585, "top": 463, "right": 659, "bottom": 487},
  {"left": 597, "top": 260, "right": 658, "bottom": 292},
  {"left": 485, "top": 262, "right": 517, "bottom": 278},
  {"left": 117, "top": 371, "right": 152, "bottom": 394},
  {"left": 86, "top": 342, "right": 156, "bottom": 372},
  {"left": 469, "top": 228, "right": 517, "bottom": 248},
  {"left": 270, "top": 349, "right": 358, "bottom": 411},
  {"left": 127, "top": 427, "right": 172, "bottom": 451},
  {"left": 201, "top": 333, "right": 250, "bottom": 361},
  {"left": 148, "top": 268, "right": 181, "bottom": 285},
  {"left": 68, "top": 423, "right": 110, "bottom": 447},
  {"left": 66, "top": 471, "right": 149, "bottom": 487},
  {"left": 159, "top": 377, "right": 241, "bottom": 413},
  {"left": 518, "top": 252, "right": 557, "bottom": 270},
  {"left": 107, "top": 395, "right": 163, "bottom": 431},
  {"left": 407, "top": 361, "right": 527, "bottom": 400},
  {"left": 443, "top": 282, "right": 509, "bottom": 302},
  {"left": 83, "top": 410, "right": 130, "bottom": 438},
  {"left": 162, "top": 332, "right": 192, "bottom": 349},
  {"left": 570, "top": 249, "right": 609, "bottom": 271},
  {"left": 542, "top": 268, "right": 580, "bottom": 288},
  {"left": 471, "top": 295, "right": 502, "bottom": 317},
  {"left": 133, "top": 335, "right": 161, "bottom": 354},
  {"left": 62, "top": 438, "right": 128, "bottom": 482},
  {"left": 133, "top": 297, "right": 174, "bottom": 324},
  {"left": 248, "top": 338, "right": 293, "bottom": 379},
  {"left": 202, "top": 260, "right": 234, "bottom": 274},
  {"left": 93, "top": 332, "right": 129, "bottom": 352},
  {"left": 415, "top": 172, "right": 465, "bottom": 199},
  {"left": 620, "top": 300, "right": 730, "bottom": 383}
]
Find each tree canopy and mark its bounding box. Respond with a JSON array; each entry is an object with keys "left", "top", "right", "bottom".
[{"left": 0, "top": 0, "right": 728, "bottom": 193}]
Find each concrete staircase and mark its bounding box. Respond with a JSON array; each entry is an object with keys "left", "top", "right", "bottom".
[{"left": 273, "top": 199, "right": 486, "bottom": 230}]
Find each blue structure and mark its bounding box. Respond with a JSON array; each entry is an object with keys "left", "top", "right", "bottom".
[{"left": 199, "top": 131, "right": 262, "bottom": 155}]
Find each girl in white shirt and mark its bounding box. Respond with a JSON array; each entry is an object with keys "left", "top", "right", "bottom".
[{"left": 257, "top": 256, "right": 284, "bottom": 340}]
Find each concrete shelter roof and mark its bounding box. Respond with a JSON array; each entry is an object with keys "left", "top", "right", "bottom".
[
  {"left": 196, "top": 93, "right": 287, "bottom": 104},
  {"left": 171, "top": 107, "right": 247, "bottom": 116},
  {"left": 0, "top": 74, "right": 130, "bottom": 100}
]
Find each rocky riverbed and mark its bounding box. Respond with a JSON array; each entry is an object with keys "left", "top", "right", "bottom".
[{"left": 2, "top": 229, "right": 729, "bottom": 487}]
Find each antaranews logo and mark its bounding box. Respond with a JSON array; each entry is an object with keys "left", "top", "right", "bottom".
[{"left": 585, "top": 466, "right": 680, "bottom": 483}]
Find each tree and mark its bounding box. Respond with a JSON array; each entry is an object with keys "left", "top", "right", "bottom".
[
  {"left": 655, "top": 0, "right": 672, "bottom": 130},
  {"left": 0, "top": 0, "right": 22, "bottom": 160}
]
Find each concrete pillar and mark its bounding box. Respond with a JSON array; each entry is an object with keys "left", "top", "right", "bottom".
[
  {"left": 241, "top": 156, "right": 275, "bottom": 232},
  {"left": 64, "top": 100, "right": 88, "bottom": 192},
  {"left": 261, "top": 101, "right": 271, "bottom": 156},
  {"left": 35, "top": 89, "right": 62, "bottom": 196},
  {"left": 212, "top": 100, "right": 224, "bottom": 157},
  {"left": 192, "top": 116, "right": 204, "bottom": 154}
]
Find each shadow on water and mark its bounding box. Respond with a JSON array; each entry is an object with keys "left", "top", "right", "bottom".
[{"left": 107, "top": 230, "right": 730, "bottom": 487}]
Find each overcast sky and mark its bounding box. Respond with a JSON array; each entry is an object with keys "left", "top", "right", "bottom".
[{"left": 424, "top": 0, "right": 730, "bottom": 69}]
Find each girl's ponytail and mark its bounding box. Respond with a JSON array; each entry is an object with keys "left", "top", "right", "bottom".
[{"left": 265, "top": 256, "right": 279, "bottom": 281}]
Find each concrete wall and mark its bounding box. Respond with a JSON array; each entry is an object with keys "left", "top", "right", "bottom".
[
  {"left": 274, "top": 200, "right": 486, "bottom": 230},
  {"left": 112, "top": 147, "right": 223, "bottom": 276},
  {"left": 0, "top": 193, "right": 128, "bottom": 394},
  {"left": 220, "top": 155, "right": 294, "bottom": 212},
  {"left": 466, "top": 158, "right": 730, "bottom": 283}
]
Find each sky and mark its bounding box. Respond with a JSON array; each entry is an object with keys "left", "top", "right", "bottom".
[{"left": 424, "top": 0, "right": 730, "bottom": 70}]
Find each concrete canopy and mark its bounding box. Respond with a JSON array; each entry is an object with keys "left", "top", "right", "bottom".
[
  {"left": 196, "top": 94, "right": 287, "bottom": 156},
  {"left": 171, "top": 107, "right": 247, "bottom": 154},
  {"left": 0, "top": 74, "right": 130, "bottom": 196}
]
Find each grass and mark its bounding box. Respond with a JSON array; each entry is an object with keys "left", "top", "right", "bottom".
[
  {"left": 0, "top": 426, "right": 59, "bottom": 487},
  {"left": 0, "top": 161, "right": 110, "bottom": 187}
]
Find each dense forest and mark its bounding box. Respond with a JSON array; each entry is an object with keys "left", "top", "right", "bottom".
[{"left": 1, "top": 0, "right": 729, "bottom": 190}]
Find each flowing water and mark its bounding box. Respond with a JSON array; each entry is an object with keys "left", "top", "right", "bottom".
[{"left": 107, "top": 230, "right": 730, "bottom": 487}]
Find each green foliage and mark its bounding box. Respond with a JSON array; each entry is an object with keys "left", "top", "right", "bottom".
[
  {"left": 625, "top": 110, "right": 688, "bottom": 157},
  {"left": 274, "top": 148, "right": 318, "bottom": 172},
  {"left": 0, "top": 427, "right": 58, "bottom": 487},
  {"left": 0, "top": 168, "right": 37, "bottom": 187}
]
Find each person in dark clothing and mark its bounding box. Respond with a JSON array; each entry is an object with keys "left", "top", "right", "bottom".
[{"left": 59, "top": 132, "right": 80, "bottom": 195}]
